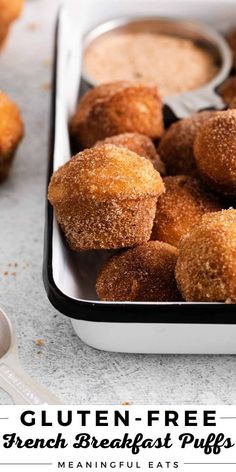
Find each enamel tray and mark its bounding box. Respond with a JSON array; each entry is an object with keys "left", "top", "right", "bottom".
[{"left": 43, "top": 0, "right": 236, "bottom": 354}]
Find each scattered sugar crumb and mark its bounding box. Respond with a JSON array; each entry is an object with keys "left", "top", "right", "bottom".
[
  {"left": 43, "top": 58, "right": 52, "bottom": 67},
  {"left": 226, "top": 298, "right": 233, "bottom": 304},
  {"left": 41, "top": 83, "right": 51, "bottom": 91},
  {"left": 27, "top": 22, "right": 39, "bottom": 31},
  {"left": 35, "top": 339, "right": 45, "bottom": 347}
]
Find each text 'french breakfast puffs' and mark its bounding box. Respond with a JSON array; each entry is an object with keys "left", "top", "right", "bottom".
[
  {"left": 96, "top": 241, "right": 181, "bottom": 302},
  {"left": 69, "top": 81, "right": 164, "bottom": 149},
  {"left": 194, "top": 110, "right": 236, "bottom": 198},
  {"left": 0, "top": 91, "right": 24, "bottom": 181},
  {"left": 175, "top": 209, "right": 236, "bottom": 303},
  {"left": 48, "top": 144, "right": 165, "bottom": 250},
  {"left": 158, "top": 111, "right": 215, "bottom": 177},
  {"left": 94, "top": 132, "right": 166, "bottom": 175},
  {"left": 151, "top": 175, "right": 222, "bottom": 247},
  {"left": 0, "top": 0, "right": 24, "bottom": 48}
]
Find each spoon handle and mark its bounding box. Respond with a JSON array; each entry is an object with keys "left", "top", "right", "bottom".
[{"left": 0, "top": 354, "right": 61, "bottom": 405}]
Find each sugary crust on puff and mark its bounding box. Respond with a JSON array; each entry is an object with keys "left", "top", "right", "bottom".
[
  {"left": 70, "top": 82, "right": 164, "bottom": 149},
  {"left": 175, "top": 209, "right": 236, "bottom": 302},
  {"left": 194, "top": 110, "right": 236, "bottom": 197},
  {"left": 94, "top": 132, "right": 166, "bottom": 175},
  {"left": 55, "top": 195, "right": 159, "bottom": 250},
  {"left": 151, "top": 175, "right": 222, "bottom": 247},
  {"left": 48, "top": 144, "right": 165, "bottom": 250},
  {"left": 0, "top": 0, "right": 23, "bottom": 47},
  {"left": 48, "top": 144, "right": 164, "bottom": 201},
  {"left": 96, "top": 240, "right": 181, "bottom": 301},
  {"left": 158, "top": 111, "right": 214, "bottom": 177}
]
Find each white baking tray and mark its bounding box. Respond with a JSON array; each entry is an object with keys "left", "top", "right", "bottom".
[{"left": 43, "top": 0, "right": 236, "bottom": 354}]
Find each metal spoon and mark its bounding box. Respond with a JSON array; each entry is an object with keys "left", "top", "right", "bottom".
[{"left": 0, "top": 307, "right": 61, "bottom": 404}]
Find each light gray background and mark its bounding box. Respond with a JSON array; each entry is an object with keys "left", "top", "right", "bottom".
[{"left": 0, "top": 0, "right": 235, "bottom": 405}]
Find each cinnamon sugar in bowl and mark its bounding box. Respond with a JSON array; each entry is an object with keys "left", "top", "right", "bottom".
[{"left": 82, "top": 18, "right": 232, "bottom": 113}]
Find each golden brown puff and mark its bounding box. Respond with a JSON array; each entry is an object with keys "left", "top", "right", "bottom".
[
  {"left": 158, "top": 111, "right": 215, "bottom": 177},
  {"left": 69, "top": 82, "right": 130, "bottom": 150},
  {"left": 226, "top": 28, "right": 236, "bottom": 68},
  {"left": 0, "top": 91, "right": 24, "bottom": 181},
  {"left": 69, "top": 81, "right": 164, "bottom": 149},
  {"left": 72, "top": 82, "right": 124, "bottom": 123},
  {"left": 48, "top": 144, "right": 165, "bottom": 250},
  {"left": 0, "top": 0, "right": 24, "bottom": 48},
  {"left": 151, "top": 175, "right": 222, "bottom": 247},
  {"left": 194, "top": 110, "right": 236, "bottom": 198},
  {"left": 96, "top": 240, "right": 180, "bottom": 302},
  {"left": 218, "top": 76, "right": 236, "bottom": 107},
  {"left": 94, "top": 132, "right": 166, "bottom": 175},
  {"left": 175, "top": 209, "right": 236, "bottom": 302}
]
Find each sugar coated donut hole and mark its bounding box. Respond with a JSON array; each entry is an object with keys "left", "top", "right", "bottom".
[
  {"left": 96, "top": 240, "right": 181, "bottom": 302},
  {"left": 48, "top": 144, "right": 165, "bottom": 250},
  {"left": 175, "top": 209, "right": 236, "bottom": 302},
  {"left": 151, "top": 175, "right": 222, "bottom": 247},
  {"left": 194, "top": 110, "right": 236, "bottom": 198},
  {"left": 94, "top": 132, "right": 166, "bottom": 175},
  {"left": 158, "top": 111, "right": 214, "bottom": 177},
  {"left": 70, "top": 81, "right": 164, "bottom": 149}
]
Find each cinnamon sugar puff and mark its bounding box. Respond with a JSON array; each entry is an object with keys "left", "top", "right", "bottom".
[
  {"left": 48, "top": 144, "right": 165, "bottom": 250},
  {"left": 94, "top": 132, "right": 165, "bottom": 175},
  {"left": 96, "top": 241, "right": 180, "bottom": 302},
  {"left": 158, "top": 111, "right": 214, "bottom": 177},
  {"left": 151, "top": 175, "right": 222, "bottom": 247},
  {"left": 194, "top": 110, "right": 236, "bottom": 198},
  {"left": 70, "top": 82, "right": 164, "bottom": 149},
  {"left": 176, "top": 210, "right": 236, "bottom": 302}
]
